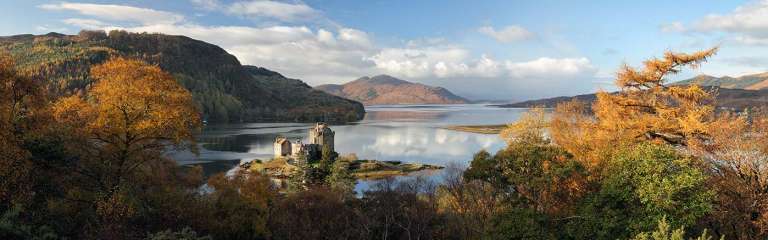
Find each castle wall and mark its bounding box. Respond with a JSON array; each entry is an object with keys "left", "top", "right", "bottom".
[{"left": 274, "top": 139, "right": 291, "bottom": 158}]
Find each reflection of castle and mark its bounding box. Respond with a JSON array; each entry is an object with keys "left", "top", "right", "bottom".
[{"left": 274, "top": 123, "right": 335, "bottom": 162}]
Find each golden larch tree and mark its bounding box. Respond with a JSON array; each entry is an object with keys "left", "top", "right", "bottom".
[{"left": 594, "top": 47, "right": 718, "bottom": 146}]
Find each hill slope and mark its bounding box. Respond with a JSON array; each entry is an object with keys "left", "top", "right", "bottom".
[
  {"left": 672, "top": 73, "right": 768, "bottom": 90},
  {"left": 316, "top": 75, "right": 468, "bottom": 105},
  {"left": 0, "top": 30, "right": 364, "bottom": 123},
  {"left": 496, "top": 87, "right": 768, "bottom": 110}
]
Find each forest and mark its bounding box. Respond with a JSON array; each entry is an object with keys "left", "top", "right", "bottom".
[
  {"left": 3, "top": 46, "right": 768, "bottom": 240},
  {"left": 0, "top": 30, "right": 364, "bottom": 123}
]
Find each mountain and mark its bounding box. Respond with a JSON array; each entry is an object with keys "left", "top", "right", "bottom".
[
  {"left": 496, "top": 87, "right": 768, "bottom": 110},
  {"left": 672, "top": 73, "right": 768, "bottom": 90},
  {"left": 315, "top": 75, "right": 469, "bottom": 105},
  {"left": 0, "top": 30, "right": 364, "bottom": 123},
  {"left": 497, "top": 71, "right": 768, "bottom": 110}
]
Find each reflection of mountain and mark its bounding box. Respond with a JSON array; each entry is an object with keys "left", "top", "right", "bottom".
[{"left": 364, "top": 110, "right": 448, "bottom": 121}]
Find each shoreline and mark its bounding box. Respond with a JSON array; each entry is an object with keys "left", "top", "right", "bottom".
[
  {"left": 241, "top": 158, "right": 444, "bottom": 180},
  {"left": 442, "top": 124, "right": 507, "bottom": 134}
]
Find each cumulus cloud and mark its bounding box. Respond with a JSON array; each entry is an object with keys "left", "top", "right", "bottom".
[
  {"left": 666, "top": 0, "right": 768, "bottom": 45},
  {"left": 506, "top": 57, "right": 595, "bottom": 78},
  {"left": 693, "top": 0, "right": 768, "bottom": 35},
  {"left": 369, "top": 45, "right": 595, "bottom": 79},
  {"left": 111, "top": 24, "right": 376, "bottom": 84},
  {"left": 41, "top": 1, "right": 601, "bottom": 100},
  {"left": 229, "top": 1, "right": 319, "bottom": 22},
  {"left": 38, "top": 2, "right": 184, "bottom": 25},
  {"left": 478, "top": 25, "right": 534, "bottom": 43}
]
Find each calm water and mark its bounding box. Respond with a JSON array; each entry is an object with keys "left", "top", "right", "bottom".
[{"left": 170, "top": 104, "right": 528, "bottom": 191}]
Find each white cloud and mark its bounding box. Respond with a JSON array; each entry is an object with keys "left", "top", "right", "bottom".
[
  {"left": 369, "top": 45, "right": 595, "bottom": 79},
  {"left": 191, "top": 0, "right": 221, "bottom": 10},
  {"left": 111, "top": 24, "right": 376, "bottom": 83},
  {"left": 39, "top": 2, "right": 184, "bottom": 25},
  {"left": 227, "top": 1, "right": 320, "bottom": 22},
  {"left": 42, "top": 1, "right": 601, "bottom": 100},
  {"left": 732, "top": 35, "right": 768, "bottom": 45},
  {"left": 667, "top": 0, "right": 768, "bottom": 45},
  {"left": 478, "top": 25, "right": 534, "bottom": 43},
  {"left": 660, "top": 22, "right": 685, "bottom": 33},
  {"left": 506, "top": 57, "right": 595, "bottom": 78},
  {"left": 62, "top": 18, "right": 109, "bottom": 30},
  {"left": 693, "top": 0, "right": 768, "bottom": 35}
]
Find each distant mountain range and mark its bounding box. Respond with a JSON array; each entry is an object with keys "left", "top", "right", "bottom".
[
  {"left": 0, "top": 31, "right": 364, "bottom": 123},
  {"left": 672, "top": 73, "right": 768, "bottom": 90},
  {"left": 315, "top": 75, "right": 469, "bottom": 105},
  {"left": 498, "top": 73, "right": 768, "bottom": 110}
]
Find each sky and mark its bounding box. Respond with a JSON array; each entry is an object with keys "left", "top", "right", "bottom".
[{"left": 2, "top": 0, "right": 768, "bottom": 101}]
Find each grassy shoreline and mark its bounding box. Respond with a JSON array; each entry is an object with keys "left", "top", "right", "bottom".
[
  {"left": 243, "top": 158, "right": 444, "bottom": 180},
  {"left": 442, "top": 124, "right": 507, "bottom": 134}
]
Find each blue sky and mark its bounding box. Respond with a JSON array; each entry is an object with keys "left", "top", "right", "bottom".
[{"left": 1, "top": 0, "right": 767, "bottom": 100}]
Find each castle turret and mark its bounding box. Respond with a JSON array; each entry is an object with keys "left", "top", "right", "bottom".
[{"left": 309, "top": 122, "right": 335, "bottom": 153}]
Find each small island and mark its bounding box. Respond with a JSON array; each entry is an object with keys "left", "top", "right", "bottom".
[{"left": 239, "top": 122, "right": 443, "bottom": 181}]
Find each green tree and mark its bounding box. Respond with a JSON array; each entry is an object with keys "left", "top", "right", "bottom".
[
  {"left": 325, "top": 160, "right": 356, "bottom": 195},
  {"left": 608, "top": 143, "right": 712, "bottom": 229},
  {"left": 464, "top": 149, "right": 505, "bottom": 188},
  {"left": 633, "top": 217, "right": 720, "bottom": 240},
  {"left": 568, "top": 143, "right": 713, "bottom": 239},
  {"left": 287, "top": 151, "right": 308, "bottom": 193},
  {"left": 495, "top": 142, "right": 587, "bottom": 215}
]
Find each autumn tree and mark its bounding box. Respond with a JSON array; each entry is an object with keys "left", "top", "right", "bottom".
[
  {"left": 547, "top": 48, "right": 718, "bottom": 174},
  {"left": 494, "top": 106, "right": 588, "bottom": 215},
  {"left": 691, "top": 110, "right": 768, "bottom": 239},
  {"left": 500, "top": 107, "right": 549, "bottom": 145},
  {"left": 594, "top": 47, "right": 718, "bottom": 146},
  {"left": 205, "top": 171, "right": 275, "bottom": 239},
  {"left": 438, "top": 164, "right": 508, "bottom": 239},
  {"left": 0, "top": 53, "right": 48, "bottom": 208},
  {"left": 51, "top": 57, "right": 201, "bottom": 236}
]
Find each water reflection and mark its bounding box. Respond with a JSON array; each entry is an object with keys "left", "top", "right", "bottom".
[{"left": 171, "top": 104, "right": 528, "bottom": 186}]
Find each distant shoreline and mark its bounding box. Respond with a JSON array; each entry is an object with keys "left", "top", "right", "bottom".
[{"left": 442, "top": 124, "right": 507, "bottom": 134}]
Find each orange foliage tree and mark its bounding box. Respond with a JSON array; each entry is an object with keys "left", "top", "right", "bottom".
[
  {"left": 595, "top": 47, "right": 718, "bottom": 145},
  {"left": 51, "top": 57, "right": 201, "bottom": 223},
  {"left": 692, "top": 110, "right": 768, "bottom": 238},
  {"left": 0, "top": 53, "right": 48, "bottom": 206},
  {"left": 549, "top": 48, "right": 718, "bottom": 171}
]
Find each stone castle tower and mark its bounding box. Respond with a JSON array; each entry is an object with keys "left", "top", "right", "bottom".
[
  {"left": 309, "top": 122, "right": 334, "bottom": 153},
  {"left": 273, "top": 122, "right": 334, "bottom": 162}
]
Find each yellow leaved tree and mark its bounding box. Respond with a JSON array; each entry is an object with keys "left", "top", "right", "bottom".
[
  {"left": 548, "top": 48, "right": 718, "bottom": 171},
  {"left": 500, "top": 107, "right": 549, "bottom": 145},
  {"left": 593, "top": 47, "right": 718, "bottom": 146},
  {"left": 52, "top": 57, "right": 200, "bottom": 215}
]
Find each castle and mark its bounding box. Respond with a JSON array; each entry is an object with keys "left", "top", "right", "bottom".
[{"left": 274, "top": 123, "right": 335, "bottom": 162}]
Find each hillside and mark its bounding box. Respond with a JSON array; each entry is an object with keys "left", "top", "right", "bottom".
[
  {"left": 496, "top": 87, "right": 768, "bottom": 110},
  {"left": 316, "top": 75, "right": 468, "bottom": 105},
  {"left": 672, "top": 73, "right": 768, "bottom": 90},
  {"left": 0, "top": 30, "right": 364, "bottom": 123}
]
